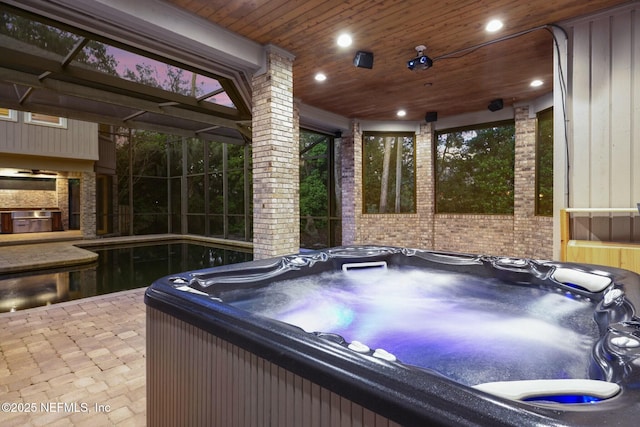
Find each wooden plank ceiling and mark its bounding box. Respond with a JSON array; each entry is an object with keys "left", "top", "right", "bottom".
[{"left": 167, "top": 0, "right": 630, "bottom": 122}]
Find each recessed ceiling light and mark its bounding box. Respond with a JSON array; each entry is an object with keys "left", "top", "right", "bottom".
[
  {"left": 315, "top": 73, "right": 327, "bottom": 82},
  {"left": 486, "top": 19, "right": 504, "bottom": 32},
  {"left": 530, "top": 79, "right": 543, "bottom": 87},
  {"left": 397, "top": 110, "right": 406, "bottom": 117},
  {"left": 337, "top": 33, "right": 352, "bottom": 47}
]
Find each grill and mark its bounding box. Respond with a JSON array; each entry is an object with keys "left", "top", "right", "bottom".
[{"left": 11, "top": 210, "right": 53, "bottom": 233}]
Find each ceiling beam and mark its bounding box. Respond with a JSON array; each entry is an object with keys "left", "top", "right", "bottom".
[
  {"left": 17, "top": 86, "right": 34, "bottom": 105},
  {"left": 195, "top": 125, "right": 220, "bottom": 134},
  {"left": 1, "top": 0, "right": 259, "bottom": 109},
  {"left": 234, "top": 123, "right": 252, "bottom": 140},
  {"left": 0, "top": 41, "right": 248, "bottom": 120},
  {"left": 122, "top": 110, "right": 147, "bottom": 122},
  {"left": 0, "top": 67, "right": 244, "bottom": 130},
  {"left": 197, "top": 88, "right": 225, "bottom": 102},
  {"left": 1, "top": 0, "right": 264, "bottom": 72},
  {"left": 0, "top": 96, "right": 245, "bottom": 144},
  {"left": 61, "top": 38, "right": 89, "bottom": 68}
]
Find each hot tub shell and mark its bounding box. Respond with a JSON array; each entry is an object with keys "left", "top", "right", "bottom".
[{"left": 145, "top": 246, "right": 640, "bottom": 426}]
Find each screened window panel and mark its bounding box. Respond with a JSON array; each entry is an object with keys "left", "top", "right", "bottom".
[
  {"left": 362, "top": 132, "right": 416, "bottom": 214},
  {"left": 435, "top": 122, "right": 515, "bottom": 214}
]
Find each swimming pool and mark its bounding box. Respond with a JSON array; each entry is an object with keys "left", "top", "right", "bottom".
[{"left": 0, "top": 241, "right": 252, "bottom": 312}]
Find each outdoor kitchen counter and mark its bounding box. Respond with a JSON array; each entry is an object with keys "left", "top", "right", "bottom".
[{"left": 0, "top": 210, "right": 63, "bottom": 233}]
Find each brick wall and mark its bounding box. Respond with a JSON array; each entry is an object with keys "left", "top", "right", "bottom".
[
  {"left": 433, "top": 214, "right": 515, "bottom": 256},
  {"left": 251, "top": 45, "right": 299, "bottom": 259},
  {"left": 347, "top": 123, "right": 436, "bottom": 248},
  {"left": 342, "top": 111, "right": 553, "bottom": 259},
  {"left": 432, "top": 106, "right": 553, "bottom": 258},
  {"left": 513, "top": 105, "right": 553, "bottom": 258},
  {"left": 340, "top": 121, "right": 360, "bottom": 245},
  {"left": 415, "top": 123, "right": 435, "bottom": 247}
]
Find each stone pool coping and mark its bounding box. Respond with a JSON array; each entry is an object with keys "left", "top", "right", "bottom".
[{"left": 0, "top": 234, "right": 253, "bottom": 275}]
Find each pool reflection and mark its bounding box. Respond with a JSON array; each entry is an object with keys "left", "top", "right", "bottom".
[
  {"left": 0, "top": 242, "right": 251, "bottom": 312},
  {"left": 0, "top": 270, "right": 87, "bottom": 312}
]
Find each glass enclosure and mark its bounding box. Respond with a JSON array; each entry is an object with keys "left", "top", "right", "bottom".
[
  {"left": 435, "top": 121, "right": 515, "bottom": 214},
  {"left": 0, "top": 9, "right": 238, "bottom": 111},
  {"left": 299, "top": 129, "right": 341, "bottom": 249},
  {"left": 107, "top": 127, "right": 252, "bottom": 241},
  {"left": 536, "top": 108, "right": 553, "bottom": 216},
  {"left": 1, "top": 7, "right": 342, "bottom": 248},
  {"left": 362, "top": 132, "right": 416, "bottom": 214}
]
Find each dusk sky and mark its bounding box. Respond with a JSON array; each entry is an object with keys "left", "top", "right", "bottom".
[{"left": 105, "top": 45, "right": 235, "bottom": 108}]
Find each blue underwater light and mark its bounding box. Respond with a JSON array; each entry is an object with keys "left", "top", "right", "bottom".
[{"left": 524, "top": 395, "right": 602, "bottom": 404}]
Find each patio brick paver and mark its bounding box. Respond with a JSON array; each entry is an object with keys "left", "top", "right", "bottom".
[
  {"left": 0, "top": 288, "right": 146, "bottom": 426},
  {"left": 0, "top": 231, "right": 251, "bottom": 426}
]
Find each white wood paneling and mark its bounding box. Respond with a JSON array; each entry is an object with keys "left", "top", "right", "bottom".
[
  {"left": 570, "top": 21, "right": 592, "bottom": 208},
  {"left": 634, "top": 10, "right": 640, "bottom": 205},
  {"left": 560, "top": 4, "right": 640, "bottom": 246},
  {"left": 96, "top": 135, "right": 116, "bottom": 174},
  {"left": 0, "top": 111, "right": 98, "bottom": 160},
  {"left": 589, "top": 17, "right": 611, "bottom": 209},
  {"left": 610, "top": 12, "right": 633, "bottom": 208}
]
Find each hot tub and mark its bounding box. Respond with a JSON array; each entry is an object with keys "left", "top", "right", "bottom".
[{"left": 145, "top": 246, "right": 640, "bottom": 426}]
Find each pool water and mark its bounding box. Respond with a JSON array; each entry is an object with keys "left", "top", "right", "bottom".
[
  {"left": 219, "top": 266, "right": 600, "bottom": 386},
  {"left": 0, "top": 242, "right": 251, "bottom": 312}
]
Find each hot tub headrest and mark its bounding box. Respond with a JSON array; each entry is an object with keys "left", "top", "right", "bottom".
[
  {"left": 473, "top": 379, "right": 620, "bottom": 402},
  {"left": 552, "top": 268, "right": 612, "bottom": 293}
]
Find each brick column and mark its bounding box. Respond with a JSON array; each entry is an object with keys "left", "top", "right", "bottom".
[
  {"left": 513, "top": 106, "right": 535, "bottom": 256},
  {"left": 251, "top": 45, "right": 298, "bottom": 259},
  {"left": 513, "top": 105, "right": 553, "bottom": 259},
  {"left": 416, "top": 122, "right": 435, "bottom": 249},
  {"left": 80, "top": 171, "right": 96, "bottom": 239},
  {"left": 341, "top": 120, "right": 362, "bottom": 245}
]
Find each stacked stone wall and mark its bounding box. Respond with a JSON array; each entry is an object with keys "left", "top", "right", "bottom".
[{"left": 81, "top": 171, "right": 96, "bottom": 238}]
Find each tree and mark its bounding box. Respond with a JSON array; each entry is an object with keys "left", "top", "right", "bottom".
[
  {"left": 536, "top": 109, "right": 553, "bottom": 216},
  {"left": 0, "top": 12, "right": 117, "bottom": 75},
  {"left": 122, "top": 63, "right": 201, "bottom": 96},
  {"left": 363, "top": 133, "right": 415, "bottom": 214},
  {"left": 379, "top": 137, "right": 393, "bottom": 213},
  {"left": 299, "top": 131, "right": 330, "bottom": 247},
  {"left": 436, "top": 123, "right": 515, "bottom": 214},
  {"left": 113, "top": 129, "right": 170, "bottom": 234}
]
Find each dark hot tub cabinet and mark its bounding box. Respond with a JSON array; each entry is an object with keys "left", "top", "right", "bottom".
[{"left": 145, "top": 246, "right": 640, "bottom": 426}]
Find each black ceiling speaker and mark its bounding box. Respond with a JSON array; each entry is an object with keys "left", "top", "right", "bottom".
[
  {"left": 353, "top": 51, "right": 374, "bottom": 69},
  {"left": 488, "top": 98, "right": 503, "bottom": 112},
  {"left": 425, "top": 111, "right": 438, "bottom": 123}
]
